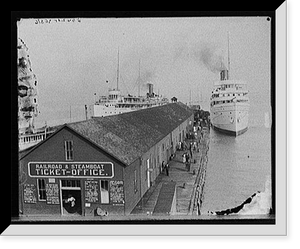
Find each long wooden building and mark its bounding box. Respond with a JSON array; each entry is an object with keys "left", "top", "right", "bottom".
[{"left": 19, "top": 102, "right": 194, "bottom": 217}]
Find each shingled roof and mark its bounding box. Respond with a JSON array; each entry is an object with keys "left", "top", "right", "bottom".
[
  {"left": 20, "top": 102, "right": 193, "bottom": 165},
  {"left": 68, "top": 102, "right": 193, "bottom": 166}
]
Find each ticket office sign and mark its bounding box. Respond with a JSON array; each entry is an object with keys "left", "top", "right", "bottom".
[{"left": 28, "top": 162, "right": 114, "bottom": 178}]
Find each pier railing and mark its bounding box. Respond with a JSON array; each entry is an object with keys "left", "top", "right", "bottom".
[{"left": 188, "top": 127, "right": 210, "bottom": 215}]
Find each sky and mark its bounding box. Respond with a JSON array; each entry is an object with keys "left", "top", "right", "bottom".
[{"left": 17, "top": 16, "right": 271, "bottom": 127}]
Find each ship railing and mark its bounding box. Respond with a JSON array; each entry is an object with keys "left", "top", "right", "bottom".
[{"left": 19, "top": 130, "right": 55, "bottom": 145}]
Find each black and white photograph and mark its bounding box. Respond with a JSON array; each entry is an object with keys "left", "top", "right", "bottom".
[{"left": 7, "top": 7, "right": 288, "bottom": 237}]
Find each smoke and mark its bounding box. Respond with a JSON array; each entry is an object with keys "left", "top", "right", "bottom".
[
  {"left": 192, "top": 43, "right": 226, "bottom": 73},
  {"left": 140, "top": 69, "right": 156, "bottom": 83},
  {"left": 171, "top": 39, "right": 227, "bottom": 73}
]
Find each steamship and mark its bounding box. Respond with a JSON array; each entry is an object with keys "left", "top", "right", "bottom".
[
  {"left": 90, "top": 82, "right": 169, "bottom": 117},
  {"left": 210, "top": 68, "right": 249, "bottom": 136},
  {"left": 90, "top": 49, "right": 168, "bottom": 117}
]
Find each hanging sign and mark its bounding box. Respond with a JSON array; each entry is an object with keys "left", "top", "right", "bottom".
[{"left": 28, "top": 162, "right": 114, "bottom": 178}]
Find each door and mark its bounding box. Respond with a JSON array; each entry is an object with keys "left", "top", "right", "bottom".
[
  {"left": 60, "top": 180, "right": 82, "bottom": 215},
  {"left": 146, "top": 159, "right": 150, "bottom": 188}
]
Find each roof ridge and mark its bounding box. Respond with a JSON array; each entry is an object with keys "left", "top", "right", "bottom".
[{"left": 21, "top": 103, "right": 193, "bottom": 166}]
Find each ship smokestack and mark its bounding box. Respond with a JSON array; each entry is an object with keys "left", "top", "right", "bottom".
[
  {"left": 147, "top": 82, "right": 154, "bottom": 97},
  {"left": 220, "top": 69, "right": 229, "bottom": 81}
]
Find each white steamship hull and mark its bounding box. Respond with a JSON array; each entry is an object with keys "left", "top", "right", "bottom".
[{"left": 210, "top": 102, "right": 249, "bottom": 136}]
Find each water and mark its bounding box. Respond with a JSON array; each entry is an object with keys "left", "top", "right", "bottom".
[{"left": 201, "top": 125, "right": 272, "bottom": 213}]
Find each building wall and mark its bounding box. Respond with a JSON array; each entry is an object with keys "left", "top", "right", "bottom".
[
  {"left": 170, "top": 114, "right": 194, "bottom": 153},
  {"left": 123, "top": 159, "right": 141, "bottom": 215},
  {"left": 138, "top": 113, "right": 194, "bottom": 198},
  {"left": 19, "top": 127, "right": 125, "bottom": 216},
  {"left": 19, "top": 112, "right": 194, "bottom": 217}
]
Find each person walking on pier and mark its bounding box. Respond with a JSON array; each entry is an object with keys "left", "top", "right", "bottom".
[
  {"left": 165, "top": 163, "right": 169, "bottom": 176},
  {"left": 161, "top": 161, "right": 165, "bottom": 173},
  {"left": 182, "top": 153, "right": 186, "bottom": 164},
  {"left": 189, "top": 142, "right": 193, "bottom": 159}
]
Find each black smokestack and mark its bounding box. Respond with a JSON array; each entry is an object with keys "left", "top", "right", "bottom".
[
  {"left": 147, "top": 82, "right": 154, "bottom": 97},
  {"left": 220, "top": 68, "right": 229, "bottom": 81}
]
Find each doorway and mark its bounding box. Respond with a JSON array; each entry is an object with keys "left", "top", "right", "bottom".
[
  {"left": 146, "top": 159, "right": 150, "bottom": 188},
  {"left": 60, "top": 180, "right": 82, "bottom": 215}
]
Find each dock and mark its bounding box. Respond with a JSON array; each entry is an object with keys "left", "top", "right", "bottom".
[
  {"left": 131, "top": 126, "right": 210, "bottom": 216},
  {"left": 16, "top": 126, "right": 210, "bottom": 222}
]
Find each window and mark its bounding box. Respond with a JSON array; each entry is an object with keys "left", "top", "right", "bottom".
[
  {"left": 100, "top": 180, "right": 109, "bottom": 204},
  {"left": 61, "top": 179, "right": 81, "bottom": 188},
  {"left": 37, "top": 179, "right": 46, "bottom": 201},
  {"left": 64, "top": 140, "right": 73, "bottom": 161}
]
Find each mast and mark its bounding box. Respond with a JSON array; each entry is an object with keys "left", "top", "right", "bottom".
[
  {"left": 138, "top": 59, "right": 141, "bottom": 96},
  {"left": 117, "top": 47, "right": 120, "bottom": 90},
  {"left": 220, "top": 32, "right": 230, "bottom": 81},
  {"left": 227, "top": 32, "right": 230, "bottom": 77}
]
